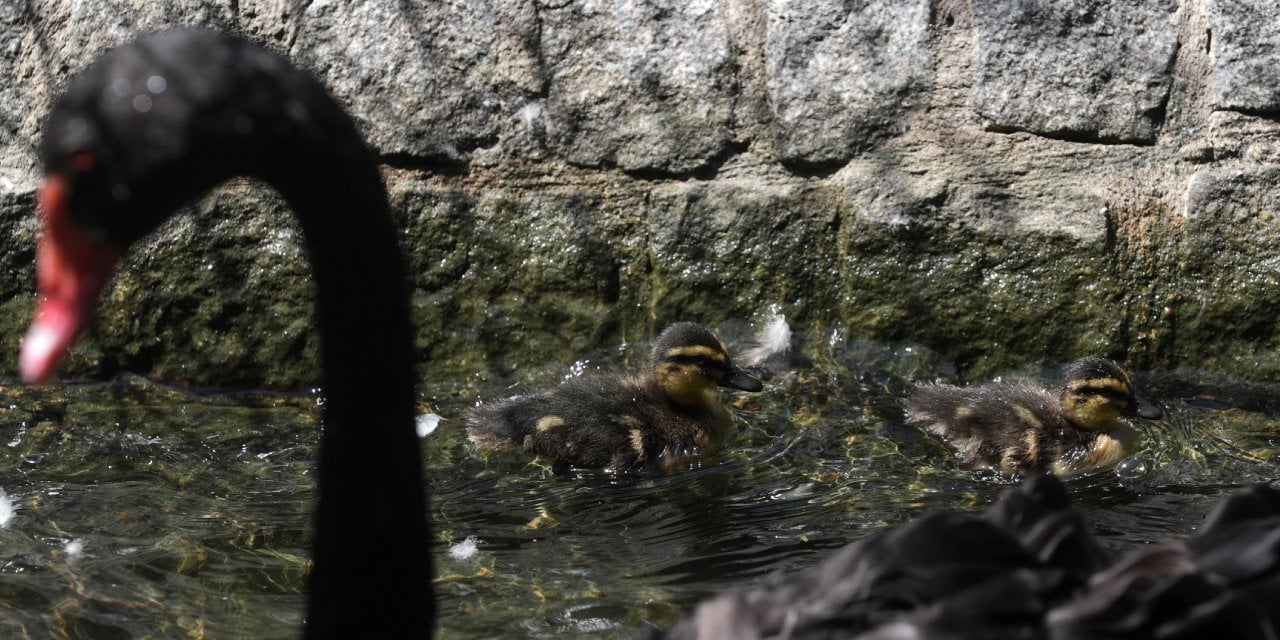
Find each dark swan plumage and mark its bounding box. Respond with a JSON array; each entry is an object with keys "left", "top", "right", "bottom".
[
  {"left": 23, "top": 29, "right": 430, "bottom": 638},
  {"left": 651, "top": 475, "right": 1280, "bottom": 639}
]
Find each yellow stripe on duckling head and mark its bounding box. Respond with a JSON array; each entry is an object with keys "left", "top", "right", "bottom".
[
  {"left": 1065, "top": 377, "right": 1131, "bottom": 396},
  {"left": 1062, "top": 382, "right": 1130, "bottom": 431},
  {"left": 651, "top": 321, "right": 762, "bottom": 403},
  {"left": 663, "top": 344, "right": 727, "bottom": 363},
  {"left": 1062, "top": 358, "right": 1162, "bottom": 419},
  {"left": 656, "top": 361, "right": 719, "bottom": 404},
  {"left": 1059, "top": 358, "right": 1145, "bottom": 430}
]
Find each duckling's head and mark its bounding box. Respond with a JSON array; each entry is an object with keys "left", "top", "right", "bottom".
[
  {"left": 1058, "top": 357, "right": 1162, "bottom": 430},
  {"left": 651, "top": 322, "right": 763, "bottom": 406}
]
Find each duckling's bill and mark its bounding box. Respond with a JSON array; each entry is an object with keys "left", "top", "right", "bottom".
[
  {"left": 1128, "top": 390, "right": 1162, "bottom": 419},
  {"left": 721, "top": 364, "right": 764, "bottom": 392}
]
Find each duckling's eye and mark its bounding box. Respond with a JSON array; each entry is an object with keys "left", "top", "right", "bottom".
[{"left": 1073, "top": 387, "right": 1131, "bottom": 406}]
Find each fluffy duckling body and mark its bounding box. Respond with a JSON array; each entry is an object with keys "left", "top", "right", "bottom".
[
  {"left": 465, "top": 322, "right": 763, "bottom": 471},
  {"left": 903, "top": 357, "right": 1163, "bottom": 477}
]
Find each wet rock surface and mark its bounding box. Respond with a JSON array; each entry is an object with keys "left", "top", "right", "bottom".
[{"left": 3, "top": 0, "right": 1280, "bottom": 388}]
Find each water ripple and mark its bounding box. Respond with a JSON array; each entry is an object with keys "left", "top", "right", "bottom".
[{"left": 0, "top": 342, "right": 1276, "bottom": 638}]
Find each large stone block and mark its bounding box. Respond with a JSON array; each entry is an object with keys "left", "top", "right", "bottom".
[
  {"left": 292, "top": 0, "right": 525, "bottom": 161},
  {"left": 972, "top": 0, "right": 1179, "bottom": 143},
  {"left": 1205, "top": 0, "right": 1280, "bottom": 112},
  {"left": 539, "top": 0, "right": 736, "bottom": 174},
  {"left": 764, "top": 0, "right": 931, "bottom": 165}
]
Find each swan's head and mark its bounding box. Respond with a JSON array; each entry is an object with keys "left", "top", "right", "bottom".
[
  {"left": 1058, "top": 357, "right": 1163, "bottom": 430},
  {"left": 651, "top": 322, "right": 763, "bottom": 407},
  {"left": 22, "top": 29, "right": 322, "bottom": 383}
]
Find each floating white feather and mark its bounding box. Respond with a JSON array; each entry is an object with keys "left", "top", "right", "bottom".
[
  {"left": 0, "top": 488, "right": 12, "bottom": 528},
  {"left": 448, "top": 535, "right": 481, "bottom": 561},
  {"left": 415, "top": 413, "right": 443, "bottom": 438},
  {"left": 741, "top": 311, "right": 792, "bottom": 366}
]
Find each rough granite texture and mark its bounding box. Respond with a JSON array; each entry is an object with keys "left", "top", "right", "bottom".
[
  {"left": 3, "top": 0, "right": 1280, "bottom": 392},
  {"left": 972, "top": 0, "right": 1180, "bottom": 143}
]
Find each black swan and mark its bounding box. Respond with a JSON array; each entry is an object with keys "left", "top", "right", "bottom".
[
  {"left": 652, "top": 474, "right": 1280, "bottom": 639},
  {"left": 21, "top": 29, "right": 431, "bottom": 638}
]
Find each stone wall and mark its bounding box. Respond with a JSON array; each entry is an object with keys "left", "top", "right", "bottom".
[{"left": 2, "top": 0, "right": 1279, "bottom": 390}]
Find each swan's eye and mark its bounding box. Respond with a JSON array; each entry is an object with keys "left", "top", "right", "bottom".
[{"left": 70, "top": 151, "right": 97, "bottom": 174}]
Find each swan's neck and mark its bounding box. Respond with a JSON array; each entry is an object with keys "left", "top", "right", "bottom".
[{"left": 276, "top": 149, "right": 432, "bottom": 638}]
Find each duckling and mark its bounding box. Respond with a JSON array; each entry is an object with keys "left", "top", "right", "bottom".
[
  {"left": 903, "top": 357, "right": 1163, "bottom": 478},
  {"left": 465, "top": 322, "right": 764, "bottom": 471}
]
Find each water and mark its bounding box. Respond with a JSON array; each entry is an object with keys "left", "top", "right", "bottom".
[{"left": 0, "top": 333, "right": 1276, "bottom": 638}]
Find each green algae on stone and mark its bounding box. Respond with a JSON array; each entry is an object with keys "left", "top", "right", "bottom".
[{"left": 6, "top": 167, "right": 1280, "bottom": 388}]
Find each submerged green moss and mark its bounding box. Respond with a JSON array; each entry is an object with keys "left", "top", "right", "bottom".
[{"left": 3, "top": 170, "right": 1280, "bottom": 388}]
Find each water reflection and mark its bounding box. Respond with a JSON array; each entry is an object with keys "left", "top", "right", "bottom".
[{"left": 0, "top": 335, "right": 1275, "bottom": 638}]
